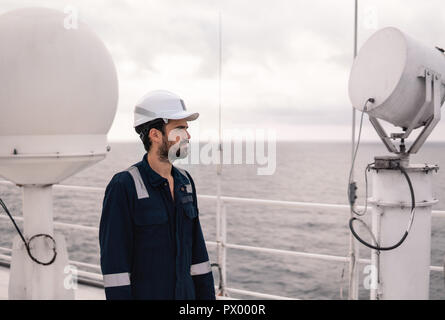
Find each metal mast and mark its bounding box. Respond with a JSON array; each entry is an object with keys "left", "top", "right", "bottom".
[
  {"left": 215, "top": 10, "right": 227, "bottom": 296},
  {"left": 348, "top": 0, "right": 360, "bottom": 300}
]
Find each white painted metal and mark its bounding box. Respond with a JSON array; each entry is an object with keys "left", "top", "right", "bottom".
[
  {"left": 225, "top": 287, "right": 297, "bottom": 300},
  {"left": 349, "top": 27, "right": 445, "bottom": 129},
  {"left": 9, "top": 186, "right": 73, "bottom": 299},
  {"left": 214, "top": 294, "right": 238, "bottom": 300},
  {"left": 215, "top": 10, "right": 228, "bottom": 298},
  {"left": 367, "top": 67, "right": 443, "bottom": 154},
  {"left": 0, "top": 8, "right": 118, "bottom": 185},
  {"left": 0, "top": 7, "right": 118, "bottom": 300},
  {"left": 370, "top": 164, "right": 437, "bottom": 299},
  {"left": 2, "top": 179, "right": 445, "bottom": 216},
  {"left": 221, "top": 203, "right": 227, "bottom": 294},
  {"left": 0, "top": 248, "right": 100, "bottom": 271},
  {"left": 0, "top": 153, "right": 107, "bottom": 185},
  {"left": 408, "top": 69, "right": 443, "bottom": 153},
  {"left": 370, "top": 206, "right": 382, "bottom": 300},
  {"left": 349, "top": 0, "right": 360, "bottom": 301}
]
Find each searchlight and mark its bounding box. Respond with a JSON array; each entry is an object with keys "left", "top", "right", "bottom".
[{"left": 348, "top": 27, "right": 442, "bottom": 300}]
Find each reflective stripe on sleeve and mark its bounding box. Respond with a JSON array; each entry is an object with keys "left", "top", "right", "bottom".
[
  {"left": 190, "top": 261, "right": 212, "bottom": 276},
  {"left": 103, "top": 272, "right": 131, "bottom": 288}
]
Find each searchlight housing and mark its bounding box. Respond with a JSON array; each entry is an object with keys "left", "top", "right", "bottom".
[{"left": 348, "top": 27, "right": 445, "bottom": 154}]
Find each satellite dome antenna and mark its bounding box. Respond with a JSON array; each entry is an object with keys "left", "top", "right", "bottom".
[
  {"left": 0, "top": 7, "right": 118, "bottom": 299},
  {"left": 348, "top": 27, "right": 442, "bottom": 299}
]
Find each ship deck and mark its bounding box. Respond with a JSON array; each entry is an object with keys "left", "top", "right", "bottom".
[{"left": 0, "top": 265, "right": 105, "bottom": 300}]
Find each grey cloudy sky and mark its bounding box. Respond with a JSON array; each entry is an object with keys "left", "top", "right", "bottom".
[{"left": 3, "top": 0, "right": 445, "bottom": 142}]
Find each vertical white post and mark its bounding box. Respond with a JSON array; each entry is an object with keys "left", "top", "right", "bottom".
[
  {"left": 9, "top": 185, "right": 74, "bottom": 299},
  {"left": 215, "top": 187, "right": 222, "bottom": 291},
  {"left": 221, "top": 202, "right": 227, "bottom": 292},
  {"left": 371, "top": 164, "right": 437, "bottom": 299},
  {"left": 215, "top": 9, "right": 227, "bottom": 297},
  {"left": 348, "top": 0, "right": 360, "bottom": 300},
  {"left": 370, "top": 206, "right": 381, "bottom": 300},
  {"left": 214, "top": 199, "right": 226, "bottom": 296},
  {"left": 23, "top": 185, "right": 54, "bottom": 298},
  {"left": 23, "top": 185, "right": 54, "bottom": 238}
]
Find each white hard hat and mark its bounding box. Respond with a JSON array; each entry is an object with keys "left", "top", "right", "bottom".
[{"left": 134, "top": 90, "right": 199, "bottom": 127}]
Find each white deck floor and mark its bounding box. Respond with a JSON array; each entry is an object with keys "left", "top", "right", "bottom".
[{"left": 0, "top": 265, "right": 105, "bottom": 300}]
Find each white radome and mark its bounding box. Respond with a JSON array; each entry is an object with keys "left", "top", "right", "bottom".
[{"left": 0, "top": 7, "right": 118, "bottom": 184}]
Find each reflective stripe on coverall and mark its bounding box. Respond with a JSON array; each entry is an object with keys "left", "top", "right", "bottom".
[{"left": 99, "top": 153, "right": 215, "bottom": 300}]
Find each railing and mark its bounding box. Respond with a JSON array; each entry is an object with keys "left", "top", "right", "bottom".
[{"left": 0, "top": 180, "right": 444, "bottom": 299}]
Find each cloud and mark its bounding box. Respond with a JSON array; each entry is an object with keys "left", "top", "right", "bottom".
[{"left": 2, "top": 0, "right": 445, "bottom": 142}]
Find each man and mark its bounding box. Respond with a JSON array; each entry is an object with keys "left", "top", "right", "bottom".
[{"left": 99, "top": 90, "right": 215, "bottom": 300}]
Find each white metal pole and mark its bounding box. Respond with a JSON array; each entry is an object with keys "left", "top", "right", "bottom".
[
  {"left": 370, "top": 206, "right": 381, "bottom": 300},
  {"left": 215, "top": 10, "right": 226, "bottom": 296},
  {"left": 221, "top": 202, "right": 227, "bottom": 291},
  {"left": 23, "top": 185, "right": 55, "bottom": 299},
  {"left": 370, "top": 164, "right": 437, "bottom": 299},
  {"left": 22, "top": 185, "right": 54, "bottom": 238},
  {"left": 348, "top": 0, "right": 360, "bottom": 300},
  {"left": 8, "top": 185, "right": 74, "bottom": 299}
]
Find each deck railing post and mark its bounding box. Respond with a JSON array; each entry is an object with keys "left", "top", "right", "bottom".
[
  {"left": 216, "top": 197, "right": 228, "bottom": 296},
  {"left": 221, "top": 201, "right": 227, "bottom": 295}
]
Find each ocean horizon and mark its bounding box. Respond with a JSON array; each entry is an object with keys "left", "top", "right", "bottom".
[{"left": 0, "top": 141, "right": 444, "bottom": 299}]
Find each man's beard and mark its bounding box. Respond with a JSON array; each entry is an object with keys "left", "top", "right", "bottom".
[{"left": 158, "top": 135, "right": 189, "bottom": 163}]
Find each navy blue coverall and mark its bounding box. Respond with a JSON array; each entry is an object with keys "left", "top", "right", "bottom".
[{"left": 99, "top": 153, "right": 215, "bottom": 300}]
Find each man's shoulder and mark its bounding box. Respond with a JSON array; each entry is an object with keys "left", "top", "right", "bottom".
[
  {"left": 111, "top": 170, "right": 132, "bottom": 184},
  {"left": 107, "top": 163, "right": 142, "bottom": 190}
]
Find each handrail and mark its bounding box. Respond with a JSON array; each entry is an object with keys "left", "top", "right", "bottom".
[
  {"left": 224, "top": 288, "right": 297, "bottom": 300},
  {"left": 1, "top": 180, "right": 445, "bottom": 216},
  {"left": 0, "top": 242, "right": 442, "bottom": 273},
  {"left": 1, "top": 182, "right": 444, "bottom": 264},
  {"left": 1, "top": 179, "right": 444, "bottom": 300}
]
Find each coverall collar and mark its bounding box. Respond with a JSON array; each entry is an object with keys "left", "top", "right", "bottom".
[{"left": 141, "top": 153, "right": 189, "bottom": 187}]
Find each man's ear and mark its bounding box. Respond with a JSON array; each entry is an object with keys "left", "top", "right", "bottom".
[{"left": 149, "top": 127, "right": 163, "bottom": 144}]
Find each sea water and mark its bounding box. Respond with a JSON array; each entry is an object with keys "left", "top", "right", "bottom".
[{"left": 0, "top": 141, "right": 444, "bottom": 300}]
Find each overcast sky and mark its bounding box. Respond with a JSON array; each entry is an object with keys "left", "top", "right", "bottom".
[{"left": 3, "top": 0, "right": 445, "bottom": 142}]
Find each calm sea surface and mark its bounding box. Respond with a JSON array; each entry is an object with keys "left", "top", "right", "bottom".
[{"left": 0, "top": 141, "right": 444, "bottom": 299}]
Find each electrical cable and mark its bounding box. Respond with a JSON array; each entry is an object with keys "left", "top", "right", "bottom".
[
  {"left": 0, "top": 197, "right": 57, "bottom": 266},
  {"left": 348, "top": 98, "right": 374, "bottom": 216},
  {"left": 347, "top": 97, "right": 416, "bottom": 251},
  {"left": 349, "top": 164, "right": 416, "bottom": 251}
]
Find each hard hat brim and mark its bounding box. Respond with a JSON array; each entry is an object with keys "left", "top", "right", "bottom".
[{"left": 166, "top": 111, "right": 199, "bottom": 121}]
